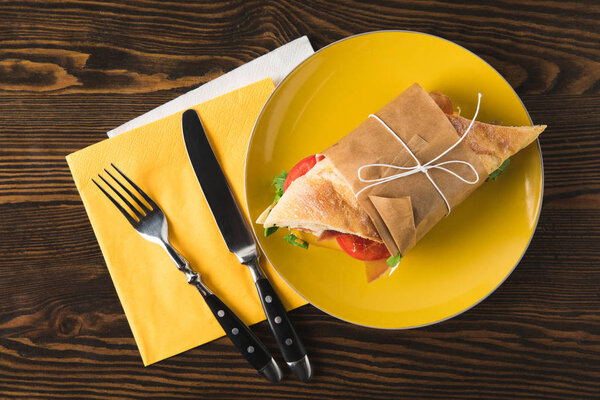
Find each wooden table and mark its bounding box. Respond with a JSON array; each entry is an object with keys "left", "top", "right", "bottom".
[{"left": 1, "top": 1, "right": 598, "bottom": 398}]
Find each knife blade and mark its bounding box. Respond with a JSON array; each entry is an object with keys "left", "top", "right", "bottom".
[{"left": 182, "top": 109, "right": 312, "bottom": 382}]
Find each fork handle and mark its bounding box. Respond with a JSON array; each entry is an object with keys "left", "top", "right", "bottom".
[
  {"left": 164, "top": 244, "right": 282, "bottom": 383},
  {"left": 197, "top": 288, "right": 282, "bottom": 383}
]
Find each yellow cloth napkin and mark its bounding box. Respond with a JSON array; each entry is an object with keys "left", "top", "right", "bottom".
[{"left": 66, "top": 79, "right": 306, "bottom": 366}]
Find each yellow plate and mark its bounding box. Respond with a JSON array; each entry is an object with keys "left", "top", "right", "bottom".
[{"left": 245, "top": 31, "right": 543, "bottom": 328}]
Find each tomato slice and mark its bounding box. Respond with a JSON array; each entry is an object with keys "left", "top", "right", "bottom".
[
  {"left": 284, "top": 154, "right": 325, "bottom": 191},
  {"left": 336, "top": 234, "right": 390, "bottom": 261}
]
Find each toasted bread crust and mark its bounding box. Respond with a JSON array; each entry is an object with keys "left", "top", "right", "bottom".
[
  {"left": 447, "top": 114, "right": 545, "bottom": 174},
  {"left": 263, "top": 158, "right": 381, "bottom": 241}
]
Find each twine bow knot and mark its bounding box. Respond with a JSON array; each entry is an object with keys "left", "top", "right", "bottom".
[{"left": 355, "top": 93, "right": 483, "bottom": 215}]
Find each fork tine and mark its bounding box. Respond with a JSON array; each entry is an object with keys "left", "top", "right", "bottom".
[
  {"left": 92, "top": 179, "right": 138, "bottom": 226},
  {"left": 98, "top": 174, "right": 144, "bottom": 220},
  {"left": 104, "top": 168, "right": 151, "bottom": 213},
  {"left": 111, "top": 163, "right": 158, "bottom": 210}
]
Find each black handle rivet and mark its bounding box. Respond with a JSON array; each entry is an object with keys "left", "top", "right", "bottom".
[
  {"left": 285, "top": 338, "right": 293, "bottom": 346},
  {"left": 274, "top": 316, "right": 282, "bottom": 324},
  {"left": 265, "top": 295, "right": 272, "bottom": 303}
]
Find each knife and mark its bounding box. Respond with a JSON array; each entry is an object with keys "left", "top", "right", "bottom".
[{"left": 182, "top": 109, "right": 312, "bottom": 382}]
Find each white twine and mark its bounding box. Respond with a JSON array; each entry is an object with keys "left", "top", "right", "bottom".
[{"left": 355, "top": 93, "right": 483, "bottom": 215}]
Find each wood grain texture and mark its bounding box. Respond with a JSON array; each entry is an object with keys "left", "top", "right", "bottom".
[{"left": 0, "top": 0, "right": 599, "bottom": 398}]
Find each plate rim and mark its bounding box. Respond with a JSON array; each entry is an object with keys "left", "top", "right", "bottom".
[{"left": 244, "top": 30, "right": 544, "bottom": 329}]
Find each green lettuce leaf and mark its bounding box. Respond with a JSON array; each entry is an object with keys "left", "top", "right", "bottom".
[
  {"left": 264, "top": 226, "right": 278, "bottom": 237},
  {"left": 272, "top": 170, "right": 287, "bottom": 202},
  {"left": 386, "top": 252, "right": 402, "bottom": 268},
  {"left": 283, "top": 233, "right": 309, "bottom": 249},
  {"left": 487, "top": 158, "right": 510, "bottom": 181},
  {"left": 261, "top": 171, "right": 288, "bottom": 238}
]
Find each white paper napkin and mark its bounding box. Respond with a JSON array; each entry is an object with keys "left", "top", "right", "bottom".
[{"left": 107, "top": 36, "right": 314, "bottom": 137}]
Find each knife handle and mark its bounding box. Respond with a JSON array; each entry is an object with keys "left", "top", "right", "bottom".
[
  {"left": 199, "top": 290, "right": 282, "bottom": 383},
  {"left": 255, "top": 277, "right": 312, "bottom": 381}
]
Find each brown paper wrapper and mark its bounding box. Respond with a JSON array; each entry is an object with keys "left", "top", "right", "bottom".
[{"left": 323, "top": 83, "right": 487, "bottom": 257}]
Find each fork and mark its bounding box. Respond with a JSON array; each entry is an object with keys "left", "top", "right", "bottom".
[{"left": 93, "top": 164, "right": 282, "bottom": 383}]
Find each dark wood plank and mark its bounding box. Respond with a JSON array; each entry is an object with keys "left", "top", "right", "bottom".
[{"left": 0, "top": 0, "right": 599, "bottom": 399}]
